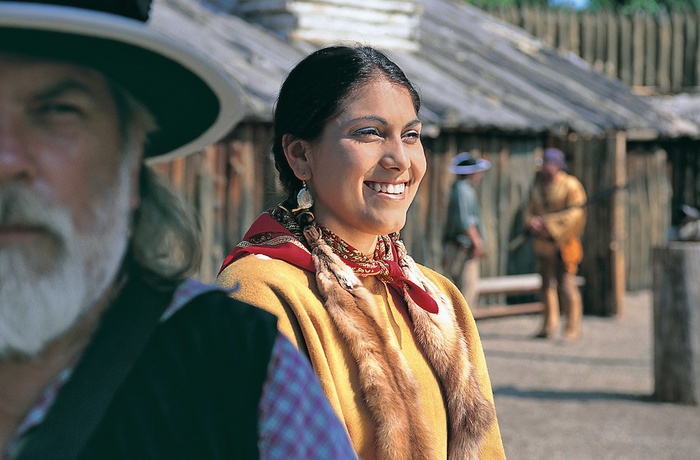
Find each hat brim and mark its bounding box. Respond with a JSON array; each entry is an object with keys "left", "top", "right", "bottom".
[
  {"left": 449, "top": 158, "right": 491, "bottom": 175},
  {"left": 0, "top": 3, "right": 244, "bottom": 159}
]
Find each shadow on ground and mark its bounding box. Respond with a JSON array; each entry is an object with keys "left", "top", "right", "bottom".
[
  {"left": 483, "top": 348, "right": 648, "bottom": 368},
  {"left": 493, "top": 385, "right": 653, "bottom": 402}
]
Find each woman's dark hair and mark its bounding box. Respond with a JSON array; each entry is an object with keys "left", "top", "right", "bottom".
[{"left": 272, "top": 45, "right": 421, "bottom": 199}]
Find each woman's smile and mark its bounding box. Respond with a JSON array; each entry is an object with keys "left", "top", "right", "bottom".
[{"left": 364, "top": 181, "right": 408, "bottom": 196}]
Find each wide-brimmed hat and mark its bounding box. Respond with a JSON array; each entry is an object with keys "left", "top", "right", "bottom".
[
  {"left": 0, "top": 1, "right": 244, "bottom": 159},
  {"left": 449, "top": 152, "right": 491, "bottom": 175}
]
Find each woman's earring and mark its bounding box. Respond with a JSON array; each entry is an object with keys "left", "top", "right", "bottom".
[{"left": 295, "top": 180, "right": 314, "bottom": 210}]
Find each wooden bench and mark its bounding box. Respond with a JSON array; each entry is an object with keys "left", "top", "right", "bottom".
[{"left": 472, "top": 273, "right": 585, "bottom": 319}]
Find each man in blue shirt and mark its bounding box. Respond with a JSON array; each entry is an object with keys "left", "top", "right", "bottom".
[{"left": 443, "top": 152, "right": 491, "bottom": 309}]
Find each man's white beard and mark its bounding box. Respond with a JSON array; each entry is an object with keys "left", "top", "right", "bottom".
[{"left": 0, "top": 165, "right": 133, "bottom": 358}]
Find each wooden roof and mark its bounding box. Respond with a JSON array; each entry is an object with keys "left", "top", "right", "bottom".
[
  {"left": 650, "top": 93, "right": 700, "bottom": 138},
  {"left": 151, "top": 0, "right": 308, "bottom": 121},
  {"left": 151, "top": 0, "right": 684, "bottom": 137}
]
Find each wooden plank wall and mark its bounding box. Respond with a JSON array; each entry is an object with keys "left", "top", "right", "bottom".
[
  {"left": 150, "top": 123, "right": 279, "bottom": 282},
  {"left": 486, "top": 6, "right": 700, "bottom": 94},
  {"left": 151, "top": 127, "right": 545, "bottom": 286},
  {"left": 151, "top": 124, "right": 670, "bottom": 314},
  {"left": 561, "top": 135, "right": 619, "bottom": 314},
  {"left": 418, "top": 133, "right": 541, "bottom": 278},
  {"left": 560, "top": 136, "right": 671, "bottom": 305},
  {"left": 626, "top": 144, "right": 672, "bottom": 290}
]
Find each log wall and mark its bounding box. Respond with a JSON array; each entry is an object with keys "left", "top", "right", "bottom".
[{"left": 152, "top": 124, "right": 671, "bottom": 315}]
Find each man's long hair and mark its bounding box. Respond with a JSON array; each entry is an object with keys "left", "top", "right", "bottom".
[
  {"left": 113, "top": 84, "right": 202, "bottom": 288},
  {"left": 129, "top": 167, "right": 202, "bottom": 287}
]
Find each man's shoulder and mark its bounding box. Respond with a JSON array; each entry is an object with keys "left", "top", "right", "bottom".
[
  {"left": 136, "top": 279, "right": 280, "bottom": 375},
  {"left": 158, "top": 278, "right": 278, "bottom": 337},
  {"left": 559, "top": 171, "right": 584, "bottom": 188},
  {"left": 82, "top": 279, "right": 277, "bottom": 458},
  {"left": 166, "top": 278, "right": 275, "bottom": 315},
  {"left": 456, "top": 179, "right": 475, "bottom": 191},
  {"left": 454, "top": 179, "right": 477, "bottom": 198}
]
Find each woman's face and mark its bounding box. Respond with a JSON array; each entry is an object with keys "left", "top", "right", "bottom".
[{"left": 303, "top": 78, "right": 426, "bottom": 254}]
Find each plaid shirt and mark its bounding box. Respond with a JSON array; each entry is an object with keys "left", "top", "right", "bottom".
[{"left": 6, "top": 279, "right": 356, "bottom": 459}]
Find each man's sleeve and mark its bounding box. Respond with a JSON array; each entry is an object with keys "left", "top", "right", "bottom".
[
  {"left": 257, "top": 334, "right": 357, "bottom": 459},
  {"left": 543, "top": 176, "right": 587, "bottom": 242},
  {"left": 458, "top": 185, "right": 480, "bottom": 230}
]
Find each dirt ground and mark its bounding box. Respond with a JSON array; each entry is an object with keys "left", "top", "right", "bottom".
[{"left": 476, "top": 290, "right": 700, "bottom": 460}]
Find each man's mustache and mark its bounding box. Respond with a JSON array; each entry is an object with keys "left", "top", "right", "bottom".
[{"left": 0, "top": 186, "right": 70, "bottom": 239}]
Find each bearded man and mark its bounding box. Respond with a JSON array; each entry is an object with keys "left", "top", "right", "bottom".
[{"left": 0, "top": 2, "right": 356, "bottom": 458}]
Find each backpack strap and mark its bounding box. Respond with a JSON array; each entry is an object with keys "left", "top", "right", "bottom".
[{"left": 16, "top": 277, "right": 176, "bottom": 460}]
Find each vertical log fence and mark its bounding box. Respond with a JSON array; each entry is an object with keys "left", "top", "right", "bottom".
[{"left": 485, "top": 6, "right": 700, "bottom": 94}]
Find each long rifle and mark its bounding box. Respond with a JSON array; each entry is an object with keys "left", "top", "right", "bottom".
[{"left": 508, "top": 181, "right": 632, "bottom": 252}]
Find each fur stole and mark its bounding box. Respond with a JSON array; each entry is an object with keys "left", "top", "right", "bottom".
[{"left": 303, "top": 225, "right": 495, "bottom": 460}]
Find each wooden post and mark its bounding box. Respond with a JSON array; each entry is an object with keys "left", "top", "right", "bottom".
[
  {"left": 522, "top": 6, "right": 536, "bottom": 36},
  {"left": 569, "top": 10, "right": 580, "bottom": 58},
  {"left": 609, "top": 131, "right": 627, "bottom": 316},
  {"left": 556, "top": 9, "right": 568, "bottom": 51},
  {"left": 671, "top": 12, "right": 684, "bottom": 92},
  {"left": 653, "top": 242, "right": 700, "bottom": 405},
  {"left": 684, "top": 11, "right": 697, "bottom": 90},
  {"left": 696, "top": 9, "right": 700, "bottom": 88},
  {"left": 644, "top": 13, "right": 656, "bottom": 87},
  {"left": 619, "top": 14, "right": 632, "bottom": 86},
  {"left": 593, "top": 12, "right": 605, "bottom": 73},
  {"left": 606, "top": 13, "right": 618, "bottom": 79},
  {"left": 632, "top": 12, "right": 644, "bottom": 87},
  {"left": 544, "top": 8, "right": 556, "bottom": 46},
  {"left": 658, "top": 10, "right": 671, "bottom": 93},
  {"left": 582, "top": 12, "right": 595, "bottom": 64}
]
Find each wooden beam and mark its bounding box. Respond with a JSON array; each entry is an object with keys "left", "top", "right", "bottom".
[
  {"left": 477, "top": 274, "right": 584, "bottom": 301},
  {"left": 473, "top": 302, "right": 544, "bottom": 320},
  {"left": 625, "top": 128, "right": 659, "bottom": 141},
  {"left": 610, "top": 131, "right": 627, "bottom": 316}
]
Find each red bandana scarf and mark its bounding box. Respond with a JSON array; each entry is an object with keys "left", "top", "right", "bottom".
[{"left": 219, "top": 207, "right": 438, "bottom": 314}]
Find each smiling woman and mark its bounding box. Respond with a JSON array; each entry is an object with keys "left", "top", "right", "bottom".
[
  {"left": 284, "top": 77, "right": 425, "bottom": 254},
  {"left": 217, "top": 45, "right": 506, "bottom": 460}
]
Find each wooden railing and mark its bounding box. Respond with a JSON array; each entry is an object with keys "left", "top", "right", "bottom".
[{"left": 473, "top": 273, "right": 585, "bottom": 319}]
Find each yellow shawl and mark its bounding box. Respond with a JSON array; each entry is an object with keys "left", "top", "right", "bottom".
[{"left": 218, "top": 255, "right": 505, "bottom": 459}]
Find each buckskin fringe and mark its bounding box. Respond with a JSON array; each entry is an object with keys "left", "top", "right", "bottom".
[
  {"left": 304, "top": 225, "right": 436, "bottom": 460},
  {"left": 303, "top": 224, "right": 494, "bottom": 459},
  {"left": 395, "top": 240, "right": 496, "bottom": 460}
]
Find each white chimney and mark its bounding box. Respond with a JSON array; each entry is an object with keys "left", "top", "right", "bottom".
[{"left": 230, "top": 0, "right": 421, "bottom": 51}]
